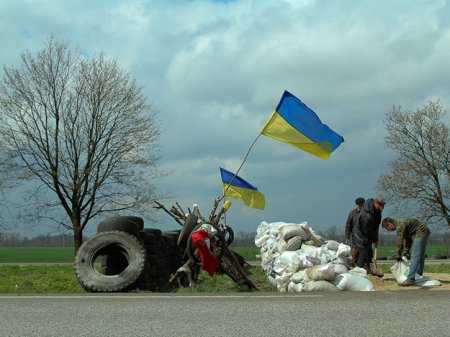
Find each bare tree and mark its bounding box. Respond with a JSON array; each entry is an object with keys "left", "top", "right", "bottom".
[
  {"left": 377, "top": 100, "right": 450, "bottom": 228},
  {"left": 0, "top": 37, "right": 162, "bottom": 251}
]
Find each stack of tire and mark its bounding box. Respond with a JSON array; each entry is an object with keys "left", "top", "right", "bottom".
[{"left": 75, "top": 216, "right": 185, "bottom": 292}]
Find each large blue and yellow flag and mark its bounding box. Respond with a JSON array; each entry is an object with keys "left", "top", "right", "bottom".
[
  {"left": 261, "top": 91, "right": 344, "bottom": 159},
  {"left": 220, "top": 167, "right": 265, "bottom": 210}
]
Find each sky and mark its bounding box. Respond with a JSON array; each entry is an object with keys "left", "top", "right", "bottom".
[{"left": 1, "top": 0, "right": 450, "bottom": 237}]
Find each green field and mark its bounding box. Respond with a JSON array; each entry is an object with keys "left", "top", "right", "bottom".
[
  {"left": 0, "top": 247, "right": 75, "bottom": 263},
  {"left": 0, "top": 245, "right": 449, "bottom": 263}
]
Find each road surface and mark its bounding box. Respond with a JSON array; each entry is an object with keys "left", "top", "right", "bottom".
[{"left": 1, "top": 291, "right": 449, "bottom": 337}]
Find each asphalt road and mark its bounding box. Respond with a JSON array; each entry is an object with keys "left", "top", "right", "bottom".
[{"left": 1, "top": 291, "right": 449, "bottom": 337}]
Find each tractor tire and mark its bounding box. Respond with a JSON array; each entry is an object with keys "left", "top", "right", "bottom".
[
  {"left": 97, "top": 216, "right": 144, "bottom": 237},
  {"left": 75, "top": 231, "right": 146, "bottom": 292}
]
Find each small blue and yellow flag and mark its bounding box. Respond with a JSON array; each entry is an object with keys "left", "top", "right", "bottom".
[
  {"left": 220, "top": 167, "right": 265, "bottom": 210},
  {"left": 261, "top": 91, "right": 344, "bottom": 159}
]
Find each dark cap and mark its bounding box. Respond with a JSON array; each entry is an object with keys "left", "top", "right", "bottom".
[
  {"left": 355, "top": 197, "right": 365, "bottom": 205},
  {"left": 374, "top": 195, "right": 386, "bottom": 206}
]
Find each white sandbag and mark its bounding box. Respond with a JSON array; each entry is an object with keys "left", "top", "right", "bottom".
[
  {"left": 299, "top": 244, "right": 317, "bottom": 254},
  {"left": 336, "top": 243, "right": 351, "bottom": 257},
  {"left": 274, "top": 272, "right": 293, "bottom": 291},
  {"left": 274, "top": 251, "right": 315, "bottom": 273},
  {"left": 288, "top": 281, "right": 304, "bottom": 292},
  {"left": 265, "top": 237, "right": 278, "bottom": 253},
  {"left": 291, "top": 269, "right": 309, "bottom": 283},
  {"left": 334, "top": 273, "right": 374, "bottom": 291},
  {"left": 390, "top": 262, "right": 441, "bottom": 287},
  {"left": 331, "top": 256, "right": 351, "bottom": 266},
  {"left": 267, "top": 275, "right": 277, "bottom": 287},
  {"left": 317, "top": 246, "right": 335, "bottom": 264},
  {"left": 331, "top": 264, "right": 348, "bottom": 275},
  {"left": 278, "top": 222, "right": 310, "bottom": 241},
  {"left": 255, "top": 221, "right": 285, "bottom": 246},
  {"left": 415, "top": 276, "right": 442, "bottom": 287},
  {"left": 303, "top": 280, "right": 338, "bottom": 292},
  {"left": 349, "top": 267, "right": 368, "bottom": 278},
  {"left": 294, "top": 252, "right": 315, "bottom": 270},
  {"left": 273, "top": 251, "right": 299, "bottom": 273},
  {"left": 285, "top": 235, "right": 303, "bottom": 251},
  {"left": 254, "top": 221, "right": 271, "bottom": 247},
  {"left": 324, "top": 240, "right": 340, "bottom": 251},
  {"left": 305, "top": 263, "right": 335, "bottom": 281},
  {"left": 390, "top": 261, "right": 409, "bottom": 283},
  {"left": 268, "top": 222, "right": 287, "bottom": 237},
  {"left": 277, "top": 238, "right": 287, "bottom": 252}
]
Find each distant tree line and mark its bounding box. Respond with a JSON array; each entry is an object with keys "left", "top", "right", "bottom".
[{"left": 0, "top": 232, "right": 75, "bottom": 247}]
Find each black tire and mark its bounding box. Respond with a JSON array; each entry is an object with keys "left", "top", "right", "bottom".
[
  {"left": 97, "top": 216, "right": 143, "bottom": 237},
  {"left": 141, "top": 228, "right": 162, "bottom": 236},
  {"left": 225, "top": 226, "right": 234, "bottom": 246},
  {"left": 75, "top": 231, "right": 146, "bottom": 292},
  {"left": 177, "top": 213, "right": 199, "bottom": 248}
]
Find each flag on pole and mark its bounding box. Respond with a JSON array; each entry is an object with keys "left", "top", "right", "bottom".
[
  {"left": 261, "top": 90, "right": 344, "bottom": 159},
  {"left": 220, "top": 167, "right": 265, "bottom": 210}
]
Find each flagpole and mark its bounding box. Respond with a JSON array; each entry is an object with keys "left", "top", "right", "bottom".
[{"left": 219, "top": 132, "right": 262, "bottom": 201}]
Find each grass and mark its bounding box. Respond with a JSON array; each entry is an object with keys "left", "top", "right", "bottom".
[
  {"left": 0, "top": 245, "right": 448, "bottom": 264},
  {"left": 1, "top": 263, "right": 449, "bottom": 294},
  {"left": 0, "top": 245, "right": 448, "bottom": 294},
  {"left": 0, "top": 247, "right": 75, "bottom": 263},
  {"left": 0, "top": 265, "right": 84, "bottom": 294},
  {"left": 0, "top": 265, "right": 272, "bottom": 294}
]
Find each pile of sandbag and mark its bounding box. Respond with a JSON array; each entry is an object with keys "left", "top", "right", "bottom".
[{"left": 255, "top": 221, "right": 374, "bottom": 292}]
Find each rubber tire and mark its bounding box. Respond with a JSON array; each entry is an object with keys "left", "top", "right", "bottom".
[
  {"left": 225, "top": 226, "right": 234, "bottom": 246},
  {"left": 75, "top": 231, "right": 146, "bottom": 292},
  {"left": 177, "top": 213, "right": 199, "bottom": 248},
  {"left": 97, "top": 216, "right": 143, "bottom": 237}
]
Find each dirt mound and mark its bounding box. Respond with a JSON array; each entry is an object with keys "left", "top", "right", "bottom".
[{"left": 370, "top": 273, "right": 450, "bottom": 291}]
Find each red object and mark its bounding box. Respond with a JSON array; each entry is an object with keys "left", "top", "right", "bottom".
[{"left": 191, "top": 229, "right": 218, "bottom": 277}]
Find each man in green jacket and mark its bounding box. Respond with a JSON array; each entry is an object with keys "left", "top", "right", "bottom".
[{"left": 381, "top": 217, "right": 431, "bottom": 286}]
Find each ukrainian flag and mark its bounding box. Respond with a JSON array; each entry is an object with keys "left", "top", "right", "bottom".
[
  {"left": 261, "top": 91, "right": 344, "bottom": 159},
  {"left": 220, "top": 167, "right": 265, "bottom": 210}
]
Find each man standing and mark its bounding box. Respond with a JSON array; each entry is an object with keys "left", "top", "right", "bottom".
[
  {"left": 353, "top": 195, "right": 386, "bottom": 274},
  {"left": 344, "top": 197, "right": 365, "bottom": 264},
  {"left": 381, "top": 217, "right": 431, "bottom": 286}
]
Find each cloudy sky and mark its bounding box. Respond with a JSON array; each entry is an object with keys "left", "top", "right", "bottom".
[{"left": 1, "top": 0, "right": 450, "bottom": 236}]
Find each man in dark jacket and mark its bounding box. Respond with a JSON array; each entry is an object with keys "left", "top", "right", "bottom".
[
  {"left": 382, "top": 217, "right": 430, "bottom": 286},
  {"left": 344, "top": 197, "right": 365, "bottom": 263},
  {"left": 353, "top": 195, "right": 386, "bottom": 274}
]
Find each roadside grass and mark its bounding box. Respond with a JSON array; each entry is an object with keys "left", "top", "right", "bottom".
[
  {"left": 1, "top": 263, "right": 449, "bottom": 294},
  {"left": 0, "top": 265, "right": 84, "bottom": 294}
]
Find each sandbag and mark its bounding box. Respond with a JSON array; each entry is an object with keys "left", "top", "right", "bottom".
[
  {"left": 305, "top": 263, "right": 335, "bottom": 281},
  {"left": 285, "top": 236, "right": 303, "bottom": 251},
  {"left": 303, "top": 280, "right": 338, "bottom": 292},
  {"left": 324, "top": 240, "right": 340, "bottom": 251},
  {"left": 334, "top": 273, "right": 374, "bottom": 291},
  {"left": 415, "top": 276, "right": 442, "bottom": 287},
  {"left": 390, "top": 261, "right": 409, "bottom": 283},
  {"left": 291, "top": 269, "right": 308, "bottom": 284},
  {"left": 336, "top": 243, "right": 351, "bottom": 257},
  {"left": 278, "top": 222, "right": 310, "bottom": 241},
  {"left": 288, "top": 281, "right": 304, "bottom": 292},
  {"left": 331, "top": 264, "right": 348, "bottom": 275}
]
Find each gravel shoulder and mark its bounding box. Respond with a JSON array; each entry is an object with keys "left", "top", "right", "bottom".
[{"left": 370, "top": 273, "right": 450, "bottom": 291}]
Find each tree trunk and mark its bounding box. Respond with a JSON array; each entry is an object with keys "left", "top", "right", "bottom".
[{"left": 72, "top": 218, "right": 83, "bottom": 253}]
